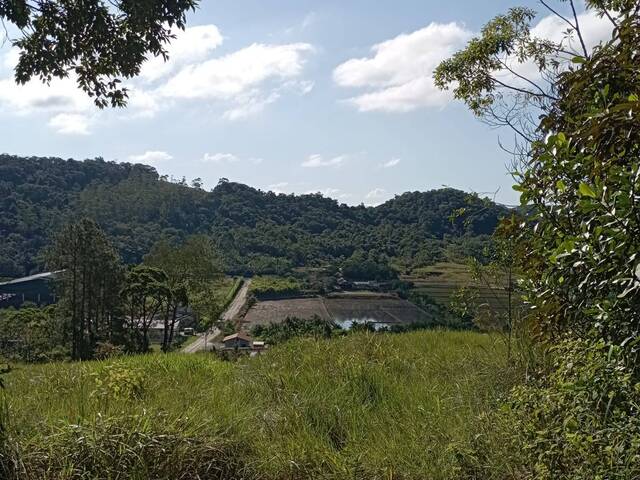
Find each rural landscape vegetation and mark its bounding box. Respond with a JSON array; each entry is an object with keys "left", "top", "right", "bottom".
[{"left": 1, "top": 0, "right": 640, "bottom": 479}]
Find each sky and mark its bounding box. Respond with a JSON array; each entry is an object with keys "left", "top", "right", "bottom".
[{"left": 0, "top": 1, "right": 613, "bottom": 206}]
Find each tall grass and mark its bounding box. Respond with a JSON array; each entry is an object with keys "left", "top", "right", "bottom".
[{"left": 2, "top": 331, "right": 515, "bottom": 479}]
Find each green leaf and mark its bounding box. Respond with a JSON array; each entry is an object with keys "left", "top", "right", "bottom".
[
  {"left": 578, "top": 183, "right": 597, "bottom": 198},
  {"left": 556, "top": 180, "right": 567, "bottom": 192},
  {"left": 629, "top": 93, "right": 639, "bottom": 102},
  {"left": 571, "top": 56, "right": 585, "bottom": 64}
]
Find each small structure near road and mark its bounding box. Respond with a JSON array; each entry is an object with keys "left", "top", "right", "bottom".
[{"left": 223, "top": 332, "right": 253, "bottom": 350}]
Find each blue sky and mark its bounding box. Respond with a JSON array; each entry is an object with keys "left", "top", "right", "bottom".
[{"left": 0, "top": 1, "right": 611, "bottom": 206}]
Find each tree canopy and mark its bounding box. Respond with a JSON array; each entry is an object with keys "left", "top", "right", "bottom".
[
  {"left": 1, "top": 0, "right": 198, "bottom": 107},
  {"left": 0, "top": 154, "right": 510, "bottom": 278}
]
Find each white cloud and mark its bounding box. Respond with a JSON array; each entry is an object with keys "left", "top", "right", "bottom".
[
  {"left": 48, "top": 113, "right": 91, "bottom": 135},
  {"left": 268, "top": 182, "right": 290, "bottom": 194},
  {"left": 381, "top": 158, "right": 401, "bottom": 168},
  {"left": 129, "top": 151, "right": 173, "bottom": 166},
  {"left": 202, "top": 153, "right": 264, "bottom": 165},
  {"left": 0, "top": 75, "right": 91, "bottom": 115},
  {"left": 201, "top": 152, "right": 240, "bottom": 164},
  {"left": 333, "top": 22, "right": 472, "bottom": 112},
  {"left": 284, "top": 11, "right": 317, "bottom": 36},
  {"left": 301, "top": 154, "right": 349, "bottom": 168},
  {"left": 531, "top": 9, "right": 613, "bottom": 53},
  {"left": 306, "top": 187, "right": 340, "bottom": 197},
  {"left": 334, "top": 9, "right": 613, "bottom": 114},
  {"left": 222, "top": 91, "right": 280, "bottom": 121},
  {"left": 364, "top": 188, "right": 389, "bottom": 206},
  {"left": 0, "top": 25, "right": 315, "bottom": 130},
  {"left": 140, "top": 25, "right": 224, "bottom": 82},
  {"left": 2, "top": 47, "right": 19, "bottom": 71},
  {"left": 500, "top": 9, "right": 614, "bottom": 88},
  {"left": 144, "top": 40, "right": 314, "bottom": 121},
  {"left": 158, "top": 42, "right": 313, "bottom": 101}
]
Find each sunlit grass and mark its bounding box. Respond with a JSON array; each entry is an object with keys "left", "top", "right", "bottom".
[{"left": 2, "top": 330, "right": 514, "bottom": 479}]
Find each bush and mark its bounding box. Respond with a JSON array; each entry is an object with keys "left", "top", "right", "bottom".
[
  {"left": 0, "top": 307, "right": 67, "bottom": 363},
  {"left": 251, "top": 316, "right": 341, "bottom": 344},
  {"left": 456, "top": 339, "right": 640, "bottom": 479},
  {"left": 250, "top": 276, "right": 301, "bottom": 299}
]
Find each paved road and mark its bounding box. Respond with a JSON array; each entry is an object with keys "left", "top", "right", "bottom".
[
  {"left": 182, "top": 279, "right": 251, "bottom": 353},
  {"left": 222, "top": 279, "right": 251, "bottom": 321},
  {"left": 182, "top": 327, "right": 220, "bottom": 353}
]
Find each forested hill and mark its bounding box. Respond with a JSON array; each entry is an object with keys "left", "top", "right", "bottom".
[{"left": 0, "top": 154, "right": 510, "bottom": 277}]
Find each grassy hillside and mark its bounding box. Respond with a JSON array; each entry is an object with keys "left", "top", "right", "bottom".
[{"left": 2, "top": 331, "right": 514, "bottom": 479}]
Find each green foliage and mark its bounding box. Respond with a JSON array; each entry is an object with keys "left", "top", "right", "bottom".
[
  {"left": 144, "top": 235, "right": 224, "bottom": 347},
  {"left": 251, "top": 316, "right": 342, "bottom": 344},
  {"left": 511, "top": 340, "right": 640, "bottom": 479},
  {"left": 0, "top": 154, "right": 509, "bottom": 278},
  {"left": 456, "top": 340, "right": 640, "bottom": 479},
  {"left": 2, "top": 0, "right": 198, "bottom": 108},
  {"left": 91, "top": 362, "right": 146, "bottom": 402},
  {"left": 516, "top": 13, "right": 640, "bottom": 344},
  {"left": 438, "top": 4, "right": 640, "bottom": 479},
  {"left": 121, "top": 265, "right": 171, "bottom": 353},
  {"left": 0, "top": 307, "right": 66, "bottom": 362},
  {"left": 341, "top": 249, "right": 397, "bottom": 281},
  {"left": 1, "top": 331, "right": 513, "bottom": 479},
  {"left": 250, "top": 276, "right": 301, "bottom": 299},
  {"left": 434, "top": 7, "right": 557, "bottom": 116},
  {"left": 47, "top": 218, "right": 125, "bottom": 360}
]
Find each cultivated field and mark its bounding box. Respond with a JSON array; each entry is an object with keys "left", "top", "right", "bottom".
[
  {"left": 405, "top": 262, "right": 511, "bottom": 313},
  {"left": 242, "top": 294, "right": 430, "bottom": 329}
]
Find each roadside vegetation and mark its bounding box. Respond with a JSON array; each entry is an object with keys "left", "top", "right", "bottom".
[
  {"left": 1, "top": 330, "right": 514, "bottom": 480},
  {"left": 250, "top": 276, "right": 302, "bottom": 299}
]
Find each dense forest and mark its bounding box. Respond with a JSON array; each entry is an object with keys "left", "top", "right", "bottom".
[{"left": 0, "top": 155, "right": 509, "bottom": 278}]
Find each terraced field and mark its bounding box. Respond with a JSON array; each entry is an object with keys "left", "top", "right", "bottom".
[{"left": 404, "top": 262, "right": 511, "bottom": 314}]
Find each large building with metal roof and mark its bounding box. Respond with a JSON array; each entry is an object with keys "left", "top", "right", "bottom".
[{"left": 0, "top": 271, "right": 62, "bottom": 308}]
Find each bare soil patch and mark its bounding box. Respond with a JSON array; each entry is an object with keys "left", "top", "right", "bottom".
[{"left": 242, "top": 295, "right": 430, "bottom": 329}]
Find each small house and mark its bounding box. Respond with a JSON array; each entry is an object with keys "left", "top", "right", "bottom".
[
  {"left": 223, "top": 332, "right": 252, "bottom": 350},
  {"left": 148, "top": 319, "right": 181, "bottom": 343}
]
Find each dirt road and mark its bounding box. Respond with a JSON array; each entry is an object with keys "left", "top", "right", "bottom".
[{"left": 182, "top": 279, "right": 251, "bottom": 353}]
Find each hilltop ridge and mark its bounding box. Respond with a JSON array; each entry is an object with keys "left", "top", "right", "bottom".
[{"left": 0, "top": 154, "right": 509, "bottom": 277}]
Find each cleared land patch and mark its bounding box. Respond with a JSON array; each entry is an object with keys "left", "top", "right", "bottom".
[{"left": 242, "top": 294, "right": 430, "bottom": 329}]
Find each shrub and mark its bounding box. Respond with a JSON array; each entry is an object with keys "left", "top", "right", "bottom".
[
  {"left": 250, "top": 276, "right": 301, "bottom": 299},
  {"left": 90, "top": 362, "right": 146, "bottom": 401},
  {"left": 455, "top": 339, "right": 640, "bottom": 479},
  {"left": 251, "top": 316, "right": 341, "bottom": 344}
]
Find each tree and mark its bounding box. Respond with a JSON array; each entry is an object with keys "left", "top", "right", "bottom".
[
  {"left": 47, "top": 218, "right": 124, "bottom": 360},
  {"left": 144, "top": 235, "right": 223, "bottom": 350},
  {"left": 452, "top": 216, "right": 523, "bottom": 360},
  {"left": 434, "top": 1, "right": 627, "bottom": 169},
  {"left": 0, "top": 307, "right": 66, "bottom": 362},
  {"left": 121, "top": 265, "right": 171, "bottom": 352},
  {"left": 1, "top": 0, "right": 199, "bottom": 108},
  {"left": 437, "top": 3, "right": 640, "bottom": 476}
]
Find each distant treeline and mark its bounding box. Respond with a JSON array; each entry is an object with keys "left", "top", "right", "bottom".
[{"left": 0, "top": 155, "right": 510, "bottom": 277}]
